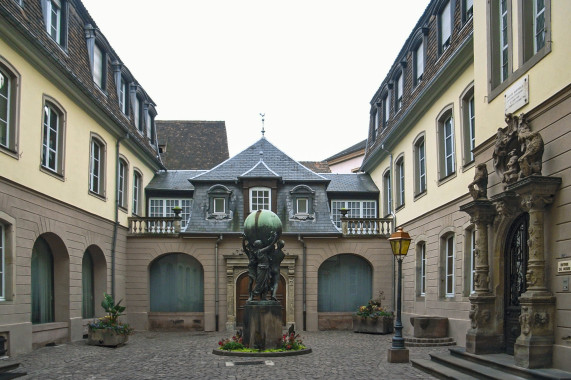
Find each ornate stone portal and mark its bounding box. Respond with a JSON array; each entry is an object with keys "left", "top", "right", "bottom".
[{"left": 461, "top": 114, "right": 561, "bottom": 368}]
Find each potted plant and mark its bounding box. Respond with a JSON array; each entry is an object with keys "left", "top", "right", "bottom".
[
  {"left": 88, "top": 293, "right": 133, "bottom": 347},
  {"left": 353, "top": 298, "right": 394, "bottom": 334},
  {"left": 172, "top": 206, "right": 183, "bottom": 217}
]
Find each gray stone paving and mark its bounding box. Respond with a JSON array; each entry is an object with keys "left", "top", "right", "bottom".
[{"left": 9, "top": 331, "right": 450, "bottom": 379}]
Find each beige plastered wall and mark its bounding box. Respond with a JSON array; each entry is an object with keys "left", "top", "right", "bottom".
[{"left": 125, "top": 235, "right": 394, "bottom": 333}]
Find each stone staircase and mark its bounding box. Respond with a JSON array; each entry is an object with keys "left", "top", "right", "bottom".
[
  {"left": 412, "top": 347, "right": 571, "bottom": 380},
  {"left": 0, "top": 361, "right": 26, "bottom": 379}
]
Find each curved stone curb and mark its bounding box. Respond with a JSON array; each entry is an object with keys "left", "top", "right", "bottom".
[{"left": 212, "top": 347, "right": 312, "bottom": 357}]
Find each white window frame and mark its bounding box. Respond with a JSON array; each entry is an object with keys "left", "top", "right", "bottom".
[
  {"left": 133, "top": 96, "right": 140, "bottom": 133},
  {"left": 500, "top": 0, "right": 509, "bottom": 82},
  {"left": 465, "top": 0, "right": 474, "bottom": 21},
  {"left": 93, "top": 43, "right": 104, "bottom": 89},
  {"left": 397, "top": 159, "right": 405, "bottom": 208},
  {"left": 47, "top": 0, "right": 62, "bottom": 44},
  {"left": 414, "top": 41, "right": 424, "bottom": 85},
  {"left": 445, "top": 235, "right": 455, "bottom": 297},
  {"left": 249, "top": 187, "right": 271, "bottom": 212},
  {"left": 42, "top": 104, "right": 59, "bottom": 173},
  {"left": 330, "top": 200, "right": 377, "bottom": 230},
  {"left": 470, "top": 229, "right": 476, "bottom": 294},
  {"left": 439, "top": 1, "right": 452, "bottom": 53},
  {"left": 297, "top": 198, "right": 309, "bottom": 214},
  {"left": 443, "top": 115, "right": 455, "bottom": 177},
  {"left": 0, "top": 224, "right": 4, "bottom": 301},
  {"left": 0, "top": 67, "right": 11, "bottom": 149},
  {"left": 468, "top": 95, "right": 475, "bottom": 162},
  {"left": 533, "top": 0, "right": 546, "bottom": 53},
  {"left": 417, "top": 138, "right": 426, "bottom": 194},
  {"left": 89, "top": 138, "right": 102, "bottom": 195},
  {"left": 383, "top": 92, "right": 390, "bottom": 126},
  {"left": 119, "top": 77, "right": 127, "bottom": 114},
  {"left": 213, "top": 197, "right": 226, "bottom": 214},
  {"left": 420, "top": 242, "right": 426, "bottom": 296},
  {"left": 384, "top": 171, "right": 392, "bottom": 216},
  {"left": 395, "top": 73, "right": 403, "bottom": 111},
  {"left": 118, "top": 159, "right": 127, "bottom": 208},
  {"left": 149, "top": 198, "right": 193, "bottom": 229},
  {"left": 132, "top": 171, "right": 141, "bottom": 215}
]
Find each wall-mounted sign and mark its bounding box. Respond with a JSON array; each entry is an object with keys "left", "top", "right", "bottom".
[
  {"left": 505, "top": 74, "right": 529, "bottom": 115},
  {"left": 558, "top": 260, "right": 571, "bottom": 274}
]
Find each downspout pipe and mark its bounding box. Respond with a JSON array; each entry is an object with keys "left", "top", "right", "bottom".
[
  {"left": 111, "top": 133, "right": 128, "bottom": 300},
  {"left": 298, "top": 235, "right": 307, "bottom": 331},
  {"left": 215, "top": 235, "right": 223, "bottom": 331}
]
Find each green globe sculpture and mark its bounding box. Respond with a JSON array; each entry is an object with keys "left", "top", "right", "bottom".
[{"left": 243, "top": 209, "right": 283, "bottom": 247}]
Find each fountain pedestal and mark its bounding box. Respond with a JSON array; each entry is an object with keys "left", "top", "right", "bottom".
[{"left": 243, "top": 301, "right": 282, "bottom": 350}]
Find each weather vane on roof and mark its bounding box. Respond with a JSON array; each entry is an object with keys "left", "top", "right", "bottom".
[{"left": 260, "top": 113, "right": 265, "bottom": 138}]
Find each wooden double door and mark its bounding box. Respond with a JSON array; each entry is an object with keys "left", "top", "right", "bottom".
[{"left": 235, "top": 272, "right": 286, "bottom": 327}]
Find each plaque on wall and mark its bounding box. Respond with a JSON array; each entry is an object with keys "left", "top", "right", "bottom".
[
  {"left": 558, "top": 260, "right": 571, "bottom": 274},
  {"left": 504, "top": 75, "right": 529, "bottom": 115}
]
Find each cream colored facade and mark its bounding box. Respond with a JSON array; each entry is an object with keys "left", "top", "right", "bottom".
[{"left": 363, "top": 0, "right": 571, "bottom": 371}]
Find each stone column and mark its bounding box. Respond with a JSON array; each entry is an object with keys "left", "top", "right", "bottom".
[
  {"left": 460, "top": 199, "right": 499, "bottom": 354},
  {"left": 508, "top": 176, "right": 560, "bottom": 368}
]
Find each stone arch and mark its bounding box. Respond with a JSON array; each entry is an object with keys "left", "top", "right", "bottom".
[
  {"left": 82, "top": 245, "right": 107, "bottom": 318},
  {"left": 148, "top": 252, "right": 204, "bottom": 313},
  {"left": 31, "top": 232, "right": 69, "bottom": 324},
  {"left": 317, "top": 253, "right": 372, "bottom": 313}
]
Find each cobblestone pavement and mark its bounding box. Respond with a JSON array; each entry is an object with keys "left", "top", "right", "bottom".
[{"left": 10, "top": 331, "right": 451, "bottom": 379}]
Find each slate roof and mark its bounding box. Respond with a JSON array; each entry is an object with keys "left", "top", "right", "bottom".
[
  {"left": 146, "top": 170, "right": 206, "bottom": 191},
  {"left": 300, "top": 161, "right": 331, "bottom": 173},
  {"left": 156, "top": 121, "right": 229, "bottom": 170},
  {"left": 190, "top": 138, "right": 329, "bottom": 183},
  {"left": 323, "top": 173, "right": 379, "bottom": 193},
  {"left": 325, "top": 139, "right": 367, "bottom": 161}
]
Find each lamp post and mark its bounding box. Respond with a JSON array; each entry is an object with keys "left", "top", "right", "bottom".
[{"left": 387, "top": 226, "right": 411, "bottom": 363}]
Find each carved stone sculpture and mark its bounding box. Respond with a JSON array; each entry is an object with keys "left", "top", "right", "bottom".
[
  {"left": 468, "top": 163, "right": 488, "bottom": 200},
  {"left": 492, "top": 114, "right": 545, "bottom": 187}
]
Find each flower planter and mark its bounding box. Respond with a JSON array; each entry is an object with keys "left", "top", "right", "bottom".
[
  {"left": 352, "top": 316, "right": 394, "bottom": 334},
  {"left": 87, "top": 328, "right": 129, "bottom": 347}
]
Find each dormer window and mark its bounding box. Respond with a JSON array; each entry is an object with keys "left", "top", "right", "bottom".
[
  {"left": 438, "top": 0, "right": 452, "bottom": 54},
  {"left": 43, "top": 0, "right": 67, "bottom": 47},
  {"left": 414, "top": 41, "right": 424, "bottom": 86},
  {"left": 93, "top": 43, "right": 106, "bottom": 90},
  {"left": 290, "top": 185, "right": 315, "bottom": 220},
  {"left": 395, "top": 72, "right": 404, "bottom": 112},
  {"left": 119, "top": 77, "right": 128, "bottom": 114},
  {"left": 207, "top": 185, "right": 232, "bottom": 219},
  {"left": 250, "top": 187, "right": 270, "bottom": 212}
]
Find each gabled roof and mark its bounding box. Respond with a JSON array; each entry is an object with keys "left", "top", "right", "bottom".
[
  {"left": 325, "top": 139, "right": 367, "bottom": 162},
  {"left": 146, "top": 170, "right": 206, "bottom": 191},
  {"left": 300, "top": 161, "right": 331, "bottom": 173},
  {"left": 156, "top": 120, "right": 229, "bottom": 170},
  {"left": 323, "top": 173, "right": 380, "bottom": 193},
  {"left": 190, "top": 138, "right": 329, "bottom": 183}
]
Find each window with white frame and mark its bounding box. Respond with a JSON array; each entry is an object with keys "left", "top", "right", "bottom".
[
  {"left": 395, "top": 73, "right": 403, "bottom": 112},
  {"left": 414, "top": 41, "right": 424, "bottom": 86},
  {"left": 132, "top": 171, "right": 141, "bottom": 215},
  {"left": 533, "top": 0, "right": 546, "bottom": 53},
  {"left": 499, "top": 0, "right": 509, "bottom": 83},
  {"left": 419, "top": 242, "right": 426, "bottom": 296},
  {"left": 414, "top": 135, "right": 427, "bottom": 195},
  {"left": 41, "top": 101, "right": 65, "bottom": 175},
  {"left": 93, "top": 43, "right": 105, "bottom": 90},
  {"left": 521, "top": 0, "right": 550, "bottom": 64},
  {"left": 149, "top": 198, "right": 193, "bottom": 229},
  {"left": 383, "top": 170, "right": 392, "bottom": 216},
  {"left": 89, "top": 137, "right": 105, "bottom": 196},
  {"left": 44, "top": 0, "right": 66, "bottom": 47},
  {"left": 0, "top": 223, "right": 4, "bottom": 301},
  {"left": 383, "top": 92, "right": 390, "bottom": 128},
  {"left": 470, "top": 229, "right": 476, "bottom": 294},
  {"left": 297, "top": 198, "right": 308, "bottom": 214},
  {"left": 117, "top": 158, "right": 127, "bottom": 209},
  {"left": 119, "top": 77, "right": 128, "bottom": 115},
  {"left": 133, "top": 96, "right": 141, "bottom": 133},
  {"left": 330, "top": 200, "right": 377, "bottom": 230},
  {"left": 250, "top": 187, "right": 270, "bottom": 212},
  {"left": 0, "top": 61, "right": 19, "bottom": 153},
  {"left": 463, "top": 0, "right": 474, "bottom": 22},
  {"left": 445, "top": 234, "right": 455, "bottom": 297},
  {"left": 213, "top": 198, "right": 225, "bottom": 213},
  {"left": 438, "top": 108, "right": 456, "bottom": 180},
  {"left": 396, "top": 157, "right": 405, "bottom": 208},
  {"left": 439, "top": 0, "right": 452, "bottom": 54},
  {"left": 461, "top": 85, "right": 475, "bottom": 165}
]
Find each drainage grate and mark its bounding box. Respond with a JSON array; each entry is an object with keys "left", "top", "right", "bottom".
[{"left": 225, "top": 360, "right": 274, "bottom": 367}]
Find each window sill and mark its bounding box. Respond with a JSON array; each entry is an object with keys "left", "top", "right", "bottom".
[
  {"left": 413, "top": 190, "right": 427, "bottom": 202},
  {"left": 40, "top": 165, "right": 65, "bottom": 181},
  {"left": 0, "top": 145, "right": 19, "bottom": 160},
  {"left": 88, "top": 190, "right": 107, "bottom": 202},
  {"left": 437, "top": 171, "right": 457, "bottom": 186},
  {"left": 119, "top": 206, "right": 128, "bottom": 214},
  {"left": 462, "top": 160, "right": 475, "bottom": 172},
  {"left": 395, "top": 204, "right": 405, "bottom": 213}
]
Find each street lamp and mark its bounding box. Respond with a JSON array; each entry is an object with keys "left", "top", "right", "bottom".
[{"left": 387, "top": 226, "right": 411, "bottom": 363}]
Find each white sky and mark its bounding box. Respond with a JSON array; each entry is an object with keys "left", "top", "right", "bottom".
[{"left": 82, "top": 0, "right": 429, "bottom": 161}]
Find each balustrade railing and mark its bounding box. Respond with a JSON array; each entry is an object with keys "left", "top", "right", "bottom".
[
  {"left": 341, "top": 217, "right": 393, "bottom": 237},
  {"left": 128, "top": 217, "right": 181, "bottom": 235}
]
